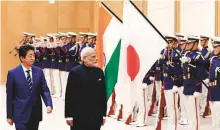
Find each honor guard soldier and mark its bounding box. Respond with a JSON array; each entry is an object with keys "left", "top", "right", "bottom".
[
  {"left": 175, "top": 34, "right": 189, "bottom": 125},
  {"left": 208, "top": 38, "right": 220, "bottom": 130},
  {"left": 49, "top": 34, "right": 62, "bottom": 98},
  {"left": 23, "top": 32, "right": 31, "bottom": 44},
  {"left": 92, "top": 33, "right": 97, "bottom": 50},
  {"left": 153, "top": 57, "right": 163, "bottom": 115},
  {"left": 11, "top": 32, "right": 36, "bottom": 56},
  {"left": 199, "top": 35, "right": 211, "bottom": 116},
  {"left": 134, "top": 65, "right": 155, "bottom": 127},
  {"left": 180, "top": 35, "right": 205, "bottom": 130},
  {"left": 56, "top": 34, "right": 68, "bottom": 100},
  {"left": 59, "top": 32, "right": 68, "bottom": 44},
  {"left": 39, "top": 36, "right": 53, "bottom": 95},
  {"left": 79, "top": 32, "right": 89, "bottom": 51},
  {"left": 28, "top": 33, "right": 35, "bottom": 44},
  {"left": 67, "top": 32, "right": 80, "bottom": 67},
  {"left": 161, "top": 35, "right": 179, "bottom": 130},
  {"left": 77, "top": 32, "right": 89, "bottom": 63},
  {"left": 23, "top": 32, "right": 35, "bottom": 45},
  {"left": 33, "top": 38, "right": 42, "bottom": 68},
  {"left": 61, "top": 32, "right": 79, "bottom": 100},
  {"left": 87, "top": 33, "right": 97, "bottom": 49},
  {"left": 45, "top": 34, "right": 56, "bottom": 95}
]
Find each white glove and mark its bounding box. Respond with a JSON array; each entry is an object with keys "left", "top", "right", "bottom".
[
  {"left": 180, "top": 57, "right": 191, "bottom": 63},
  {"left": 141, "top": 83, "right": 147, "bottom": 89},
  {"left": 180, "top": 57, "right": 186, "bottom": 63},
  {"left": 203, "top": 78, "right": 209, "bottom": 84},
  {"left": 193, "top": 92, "right": 200, "bottom": 98},
  {"left": 184, "top": 57, "right": 191, "bottom": 63},
  {"left": 172, "top": 85, "right": 179, "bottom": 93},
  {"left": 149, "top": 76, "right": 155, "bottom": 81}
]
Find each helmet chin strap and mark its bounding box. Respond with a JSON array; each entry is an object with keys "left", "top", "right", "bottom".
[
  {"left": 190, "top": 42, "right": 198, "bottom": 51},
  {"left": 218, "top": 50, "right": 220, "bottom": 56},
  {"left": 183, "top": 44, "right": 186, "bottom": 51},
  {"left": 189, "top": 42, "right": 195, "bottom": 51}
]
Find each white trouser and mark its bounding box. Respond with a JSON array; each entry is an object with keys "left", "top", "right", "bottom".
[
  {"left": 184, "top": 95, "right": 200, "bottom": 130},
  {"left": 61, "top": 71, "right": 68, "bottom": 100},
  {"left": 155, "top": 81, "right": 162, "bottom": 102},
  {"left": 209, "top": 101, "right": 220, "bottom": 130},
  {"left": 43, "top": 68, "right": 53, "bottom": 94},
  {"left": 136, "top": 84, "right": 153, "bottom": 124},
  {"left": 178, "top": 86, "right": 188, "bottom": 121},
  {"left": 131, "top": 103, "right": 138, "bottom": 122},
  {"left": 164, "top": 90, "right": 179, "bottom": 130},
  {"left": 51, "top": 69, "right": 61, "bottom": 97},
  {"left": 200, "top": 83, "right": 208, "bottom": 114}
]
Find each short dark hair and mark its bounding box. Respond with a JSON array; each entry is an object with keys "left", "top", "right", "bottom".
[{"left": 19, "top": 44, "right": 35, "bottom": 59}]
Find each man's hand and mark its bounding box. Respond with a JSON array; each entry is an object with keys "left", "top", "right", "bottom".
[
  {"left": 149, "top": 76, "right": 155, "bottom": 81},
  {"left": 47, "top": 106, "right": 52, "bottom": 114},
  {"left": 7, "top": 118, "right": 13, "bottom": 126},
  {"left": 102, "top": 118, "right": 106, "bottom": 126},
  {"left": 194, "top": 92, "right": 200, "bottom": 98},
  {"left": 66, "top": 120, "right": 73, "bottom": 126},
  {"left": 172, "top": 85, "right": 179, "bottom": 93}
]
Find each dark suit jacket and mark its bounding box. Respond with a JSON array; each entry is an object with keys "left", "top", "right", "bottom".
[
  {"left": 6, "top": 65, "right": 53, "bottom": 123},
  {"left": 65, "top": 64, "right": 107, "bottom": 123}
]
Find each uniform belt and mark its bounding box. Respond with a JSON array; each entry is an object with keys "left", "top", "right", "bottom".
[
  {"left": 52, "top": 59, "right": 55, "bottom": 62},
  {"left": 163, "top": 73, "right": 173, "bottom": 77},
  {"left": 43, "top": 57, "right": 47, "bottom": 60},
  {"left": 66, "top": 59, "right": 70, "bottom": 62},
  {"left": 58, "top": 60, "right": 62, "bottom": 63},
  {"left": 183, "top": 74, "right": 191, "bottom": 80},
  {"left": 36, "top": 59, "right": 40, "bottom": 62},
  {"left": 164, "top": 73, "right": 168, "bottom": 77},
  {"left": 209, "top": 81, "right": 217, "bottom": 87},
  {"left": 156, "top": 67, "right": 160, "bottom": 70}
]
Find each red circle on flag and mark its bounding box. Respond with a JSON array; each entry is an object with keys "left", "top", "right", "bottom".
[{"left": 127, "top": 45, "right": 140, "bottom": 81}]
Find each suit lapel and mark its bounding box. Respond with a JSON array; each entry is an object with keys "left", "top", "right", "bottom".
[
  {"left": 32, "top": 66, "right": 37, "bottom": 86},
  {"left": 18, "top": 65, "right": 28, "bottom": 86}
]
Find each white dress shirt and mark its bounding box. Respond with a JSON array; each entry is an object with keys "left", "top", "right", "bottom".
[{"left": 21, "top": 64, "right": 33, "bottom": 82}]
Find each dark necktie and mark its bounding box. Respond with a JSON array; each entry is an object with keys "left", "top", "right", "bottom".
[{"left": 26, "top": 70, "right": 33, "bottom": 91}]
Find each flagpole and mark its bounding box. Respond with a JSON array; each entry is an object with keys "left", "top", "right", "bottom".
[
  {"left": 129, "top": 0, "right": 168, "bottom": 44},
  {"left": 100, "top": 1, "right": 123, "bottom": 24}
]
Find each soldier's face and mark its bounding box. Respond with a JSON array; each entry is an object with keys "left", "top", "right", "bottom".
[
  {"left": 66, "top": 37, "right": 71, "bottom": 43},
  {"left": 92, "top": 38, "right": 96, "bottom": 43},
  {"left": 49, "top": 37, "right": 54, "bottom": 43},
  {"left": 71, "top": 37, "right": 76, "bottom": 42},
  {"left": 26, "top": 37, "right": 31, "bottom": 43},
  {"left": 80, "top": 37, "right": 85, "bottom": 43},
  {"left": 84, "top": 37, "right": 88, "bottom": 43},
  {"left": 185, "top": 42, "right": 193, "bottom": 50},
  {"left": 83, "top": 51, "right": 97, "bottom": 67},
  {"left": 60, "top": 37, "right": 66, "bottom": 42},
  {"left": 88, "top": 38, "right": 93, "bottom": 44},
  {"left": 200, "top": 39, "right": 208, "bottom": 47},
  {"left": 213, "top": 46, "right": 220, "bottom": 55},
  {"left": 56, "top": 37, "right": 60, "bottom": 41},
  {"left": 20, "top": 50, "right": 35, "bottom": 67},
  {"left": 171, "top": 41, "right": 178, "bottom": 48},
  {"left": 180, "top": 43, "right": 186, "bottom": 50}
]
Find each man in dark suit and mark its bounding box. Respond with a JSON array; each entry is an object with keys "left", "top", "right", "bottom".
[
  {"left": 6, "top": 44, "right": 53, "bottom": 130},
  {"left": 65, "top": 47, "right": 107, "bottom": 130}
]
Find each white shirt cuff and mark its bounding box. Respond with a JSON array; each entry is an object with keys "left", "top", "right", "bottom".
[{"left": 66, "top": 117, "right": 73, "bottom": 120}]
